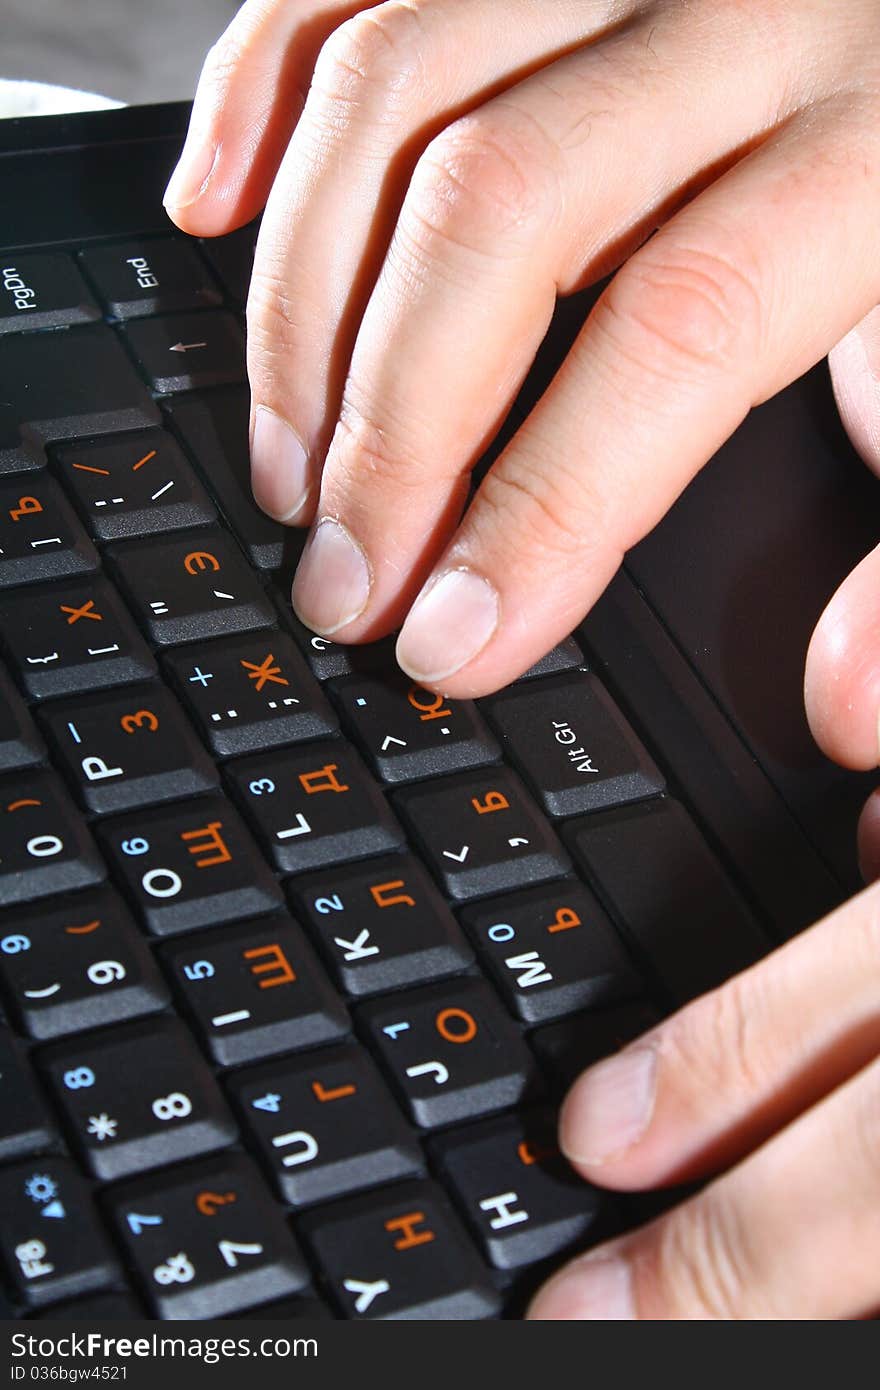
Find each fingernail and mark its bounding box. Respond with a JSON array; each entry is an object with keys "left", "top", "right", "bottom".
[
  {"left": 163, "top": 139, "right": 219, "bottom": 210},
  {"left": 560, "top": 1045, "right": 657, "bottom": 1166},
  {"left": 396, "top": 568, "right": 499, "bottom": 683},
  {"left": 251, "top": 407, "right": 312, "bottom": 522},
  {"left": 292, "top": 519, "right": 371, "bottom": 635},
  {"left": 528, "top": 1256, "right": 635, "bottom": 1320}
]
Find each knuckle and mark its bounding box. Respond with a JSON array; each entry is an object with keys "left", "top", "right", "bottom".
[
  {"left": 599, "top": 237, "right": 764, "bottom": 377},
  {"left": 405, "top": 118, "right": 550, "bottom": 259},
  {"left": 478, "top": 457, "right": 605, "bottom": 566},
  {"left": 663, "top": 973, "right": 769, "bottom": 1105},
  {"left": 649, "top": 1190, "right": 753, "bottom": 1319},
  {"left": 246, "top": 266, "right": 303, "bottom": 375},
  {"left": 330, "top": 399, "right": 433, "bottom": 494},
  {"left": 313, "top": 3, "right": 427, "bottom": 117}
]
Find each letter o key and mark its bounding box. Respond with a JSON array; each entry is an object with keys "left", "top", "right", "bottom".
[
  {"left": 435, "top": 1007, "right": 477, "bottom": 1044},
  {"left": 184, "top": 550, "right": 220, "bottom": 575}
]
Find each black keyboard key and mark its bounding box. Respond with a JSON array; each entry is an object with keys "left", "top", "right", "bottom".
[
  {"left": 106, "top": 1154, "right": 309, "bottom": 1319},
  {"left": 0, "top": 402, "right": 43, "bottom": 475},
  {"left": 566, "top": 799, "right": 769, "bottom": 1003},
  {"left": 289, "top": 855, "right": 473, "bottom": 997},
  {"left": 39, "top": 1017, "right": 238, "bottom": 1181},
  {"left": 280, "top": 606, "right": 397, "bottom": 681},
  {"left": 227, "top": 741, "right": 404, "bottom": 874},
  {"left": 0, "top": 885, "right": 169, "bottom": 1041},
  {"left": 0, "top": 770, "right": 105, "bottom": 906},
  {"left": 98, "top": 794, "right": 283, "bottom": 937},
  {"left": 299, "top": 1180, "right": 499, "bottom": 1319},
  {"left": 228, "top": 1042, "right": 422, "bottom": 1207},
  {"left": 0, "top": 1158, "right": 119, "bottom": 1308},
  {"left": 165, "top": 391, "right": 299, "bottom": 570},
  {"left": 395, "top": 768, "right": 570, "bottom": 902},
  {"left": 0, "top": 323, "right": 159, "bottom": 443},
  {"left": 0, "top": 575, "right": 156, "bottom": 699},
  {"left": 0, "top": 474, "right": 97, "bottom": 589},
  {"left": 238, "top": 1294, "right": 334, "bottom": 1320},
  {"left": 330, "top": 673, "right": 499, "bottom": 784},
  {"left": 108, "top": 527, "right": 275, "bottom": 645},
  {"left": 531, "top": 1000, "right": 663, "bottom": 1091},
  {"left": 0, "top": 664, "right": 45, "bottom": 771},
  {"left": 516, "top": 637, "right": 585, "bottom": 682},
  {"left": 41, "top": 684, "right": 218, "bottom": 815},
  {"left": 162, "top": 914, "right": 349, "bottom": 1067},
  {"left": 358, "top": 978, "right": 540, "bottom": 1128},
  {"left": 123, "top": 312, "right": 246, "bottom": 393},
  {"left": 431, "top": 1110, "right": 611, "bottom": 1271},
  {"left": 54, "top": 430, "right": 216, "bottom": 541},
  {"left": 459, "top": 882, "right": 642, "bottom": 1025},
  {"left": 0, "top": 1029, "right": 57, "bottom": 1161},
  {"left": 79, "top": 239, "right": 222, "bottom": 319},
  {"left": 164, "top": 630, "right": 337, "bottom": 757},
  {"left": 485, "top": 671, "right": 664, "bottom": 818},
  {"left": 31, "top": 1291, "right": 147, "bottom": 1319},
  {"left": 0, "top": 254, "right": 100, "bottom": 334},
  {"left": 199, "top": 224, "right": 257, "bottom": 305}
]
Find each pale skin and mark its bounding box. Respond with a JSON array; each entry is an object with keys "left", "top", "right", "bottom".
[{"left": 165, "top": 0, "right": 880, "bottom": 1318}]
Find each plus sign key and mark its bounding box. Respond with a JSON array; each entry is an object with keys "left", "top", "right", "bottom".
[
  {"left": 395, "top": 768, "right": 571, "bottom": 902},
  {"left": 107, "top": 528, "right": 274, "bottom": 645},
  {"left": 105, "top": 1155, "right": 309, "bottom": 1319},
  {"left": 164, "top": 631, "right": 337, "bottom": 757},
  {"left": 226, "top": 741, "right": 404, "bottom": 874}
]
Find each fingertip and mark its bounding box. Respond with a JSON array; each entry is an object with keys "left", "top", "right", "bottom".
[
  {"left": 857, "top": 789, "right": 880, "bottom": 883},
  {"left": 804, "top": 544, "right": 880, "bottom": 771}
]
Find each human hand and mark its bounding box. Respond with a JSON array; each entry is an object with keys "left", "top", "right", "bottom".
[
  {"left": 164, "top": 0, "right": 880, "bottom": 706},
  {"left": 525, "top": 875, "right": 880, "bottom": 1319}
]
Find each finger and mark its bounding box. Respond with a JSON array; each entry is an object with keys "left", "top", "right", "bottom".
[
  {"left": 857, "top": 788, "right": 880, "bottom": 882},
  {"left": 829, "top": 303, "right": 880, "bottom": 474},
  {"left": 290, "top": 1, "right": 823, "bottom": 629},
  {"left": 529, "top": 1049, "right": 880, "bottom": 1319},
  {"left": 389, "top": 96, "right": 880, "bottom": 696},
  {"left": 163, "top": 0, "right": 363, "bottom": 236},
  {"left": 804, "top": 542, "right": 880, "bottom": 770},
  {"left": 555, "top": 878, "right": 880, "bottom": 1192},
  {"left": 248, "top": 0, "right": 648, "bottom": 526}
]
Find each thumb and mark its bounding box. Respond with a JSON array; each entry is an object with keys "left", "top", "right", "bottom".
[{"left": 828, "top": 304, "right": 880, "bottom": 473}]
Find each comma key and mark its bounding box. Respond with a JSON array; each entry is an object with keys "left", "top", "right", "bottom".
[{"left": 394, "top": 767, "right": 571, "bottom": 902}]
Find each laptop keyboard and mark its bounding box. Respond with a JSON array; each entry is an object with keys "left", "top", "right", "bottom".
[{"left": 0, "top": 226, "right": 773, "bottom": 1320}]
